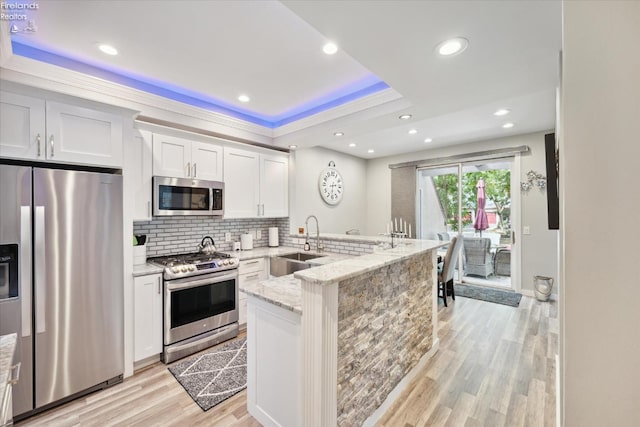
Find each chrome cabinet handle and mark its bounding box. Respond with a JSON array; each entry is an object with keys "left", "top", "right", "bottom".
[
  {"left": 157, "top": 277, "right": 161, "bottom": 294},
  {"left": 245, "top": 260, "right": 259, "bottom": 265},
  {"left": 147, "top": 201, "right": 151, "bottom": 217},
  {"left": 186, "top": 162, "right": 191, "bottom": 177},
  {"left": 257, "top": 204, "right": 260, "bottom": 216},
  {"left": 261, "top": 204, "right": 265, "bottom": 216},
  {"left": 193, "top": 163, "right": 197, "bottom": 177},
  {"left": 49, "top": 134, "right": 54, "bottom": 158},
  {"left": 36, "top": 133, "right": 41, "bottom": 157},
  {"left": 245, "top": 273, "right": 260, "bottom": 280}
]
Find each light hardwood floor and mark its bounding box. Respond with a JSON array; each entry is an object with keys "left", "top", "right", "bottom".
[{"left": 18, "top": 295, "right": 557, "bottom": 427}]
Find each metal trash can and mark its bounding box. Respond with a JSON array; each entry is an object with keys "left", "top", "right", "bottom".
[{"left": 534, "top": 276, "right": 554, "bottom": 302}]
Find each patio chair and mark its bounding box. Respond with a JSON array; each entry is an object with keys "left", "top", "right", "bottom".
[
  {"left": 463, "top": 237, "right": 494, "bottom": 278},
  {"left": 438, "top": 235, "right": 463, "bottom": 307}
]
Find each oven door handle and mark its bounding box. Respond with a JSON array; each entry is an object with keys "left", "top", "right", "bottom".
[{"left": 166, "top": 272, "right": 238, "bottom": 291}]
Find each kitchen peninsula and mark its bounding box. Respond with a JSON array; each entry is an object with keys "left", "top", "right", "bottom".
[{"left": 242, "top": 238, "right": 445, "bottom": 427}]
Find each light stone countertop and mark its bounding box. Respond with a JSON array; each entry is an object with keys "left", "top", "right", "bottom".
[
  {"left": 132, "top": 263, "right": 164, "bottom": 277},
  {"left": 294, "top": 239, "right": 446, "bottom": 285},
  {"left": 242, "top": 275, "right": 304, "bottom": 314},
  {"left": 241, "top": 239, "right": 445, "bottom": 314},
  {"left": 221, "top": 246, "right": 300, "bottom": 261},
  {"left": 0, "top": 333, "right": 17, "bottom": 417},
  {"left": 288, "top": 232, "right": 389, "bottom": 244}
]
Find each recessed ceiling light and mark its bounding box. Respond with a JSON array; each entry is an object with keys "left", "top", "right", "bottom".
[
  {"left": 97, "top": 44, "right": 118, "bottom": 56},
  {"left": 288, "top": 145, "right": 297, "bottom": 149},
  {"left": 494, "top": 109, "right": 510, "bottom": 116},
  {"left": 408, "top": 129, "right": 418, "bottom": 135},
  {"left": 334, "top": 132, "right": 344, "bottom": 137},
  {"left": 424, "top": 138, "right": 433, "bottom": 143},
  {"left": 399, "top": 114, "right": 412, "bottom": 120},
  {"left": 502, "top": 122, "right": 515, "bottom": 129},
  {"left": 367, "top": 149, "right": 375, "bottom": 153},
  {"left": 238, "top": 94, "right": 250, "bottom": 103},
  {"left": 436, "top": 37, "right": 469, "bottom": 56},
  {"left": 323, "top": 42, "right": 338, "bottom": 55},
  {"left": 349, "top": 143, "right": 356, "bottom": 148}
]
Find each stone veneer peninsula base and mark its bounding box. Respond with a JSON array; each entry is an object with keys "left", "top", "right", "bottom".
[{"left": 244, "top": 240, "right": 443, "bottom": 427}]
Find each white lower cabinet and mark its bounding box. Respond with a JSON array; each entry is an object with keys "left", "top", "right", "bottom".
[
  {"left": 238, "top": 258, "right": 268, "bottom": 328},
  {"left": 134, "top": 273, "right": 163, "bottom": 361}
]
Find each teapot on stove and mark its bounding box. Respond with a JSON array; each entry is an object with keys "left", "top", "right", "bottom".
[{"left": 198, "top": 236, "right": 216, "bottom": 254}]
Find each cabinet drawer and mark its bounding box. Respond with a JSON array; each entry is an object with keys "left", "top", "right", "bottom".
[{"left": 239, "top": 258, "right": 265, "bottom": 275}]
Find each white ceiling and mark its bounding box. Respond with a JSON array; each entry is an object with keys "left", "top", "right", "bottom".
[{"left": 6, "top": 0, "right": 562, "bottom": 158}]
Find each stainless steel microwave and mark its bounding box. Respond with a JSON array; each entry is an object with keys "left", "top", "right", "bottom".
[{"left": 152, "top": 176, "right": 224, "bottom": 216}]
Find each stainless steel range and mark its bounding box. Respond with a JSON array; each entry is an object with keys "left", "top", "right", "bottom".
[{"left": 148, "top": 251, "right": 240, "bottom": 363}]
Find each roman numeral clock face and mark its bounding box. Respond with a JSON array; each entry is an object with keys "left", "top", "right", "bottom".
[{"left": 318, "top": 167, "right": 344, "bottom": 205}]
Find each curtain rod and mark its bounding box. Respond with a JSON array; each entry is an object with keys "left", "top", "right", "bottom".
[{"left": 388, "top": 145, "right": 530, "bottom": 169}]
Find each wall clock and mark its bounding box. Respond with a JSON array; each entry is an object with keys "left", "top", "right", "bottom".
[{"left": 318, "top": 161, "right": 343, "bottom": 205}]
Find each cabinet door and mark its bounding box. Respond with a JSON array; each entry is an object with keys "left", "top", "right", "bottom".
[
  {"left": 45, "top": 101, "right": 123, "bottom": 167},
  {"left": 191, "top": 141, "right": 223, "bottom": 181},
  {"left": 223, "top": 147, "right": 260, "bottom": 218},
  {"left": 134, "top": 274, "right": 163, "bottom": 361},
  {"left": 129, "top": 129, "right": 153, "bottom": 221},
  {"left": 0, "top": 91, "right": 45, "bottom": 160},
  {"left": 260, "top": 153, "right": 289, "bottom": 217},
  {"left": 152, "top": 134, "right": 190, "bottom": 178}
]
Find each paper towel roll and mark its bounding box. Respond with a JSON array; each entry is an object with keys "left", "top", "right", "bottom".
[
  {"left": 268, "top": 227, "right": 279, "bottom": 247},
  {"left": 241, "top": 232, "right": 253, "bottom": 250}
]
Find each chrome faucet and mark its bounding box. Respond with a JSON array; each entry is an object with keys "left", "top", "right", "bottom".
[{"left": 304, "top": 215, "right": 323, "bottom": 252}]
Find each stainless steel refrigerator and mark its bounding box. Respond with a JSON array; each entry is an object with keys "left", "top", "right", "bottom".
[{"left": 0, "top": 165, "right": 123, "bottom": 419}]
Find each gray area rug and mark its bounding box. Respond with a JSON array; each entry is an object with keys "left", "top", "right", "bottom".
[
  {"left": 455, "top": 283, "right": 523, "bottom": 307},
  {"left": 168, "top": 337, "right": 247, "bottom": 411}
]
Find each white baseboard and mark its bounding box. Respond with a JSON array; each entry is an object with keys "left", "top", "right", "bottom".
[{"left": 363, "top": 338, "right": 440, "bottom": 427}]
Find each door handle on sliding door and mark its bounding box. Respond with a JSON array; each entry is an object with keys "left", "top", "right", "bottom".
[
  {"left": 35, "top": 206, "right": 46, "bottom": 334},
  {"left": 20, "top": 206, "right": 31, "bottom": 337}
]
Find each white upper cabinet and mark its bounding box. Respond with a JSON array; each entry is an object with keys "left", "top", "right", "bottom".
[
  {"left": 260, "top": 153, "right": 289, "bottom": 218},
  {"left": 152, "top": 134, "right": 222, "bottom": 181},
  {"left": 224, "top": 147, "right": 260, "bottom": 218},
  {"left": 191, "top": 140, "right": 223, "bottom": 181},
  {"left": 224, "top": 146, "right": 288, "bottom": 218},
  {"left": 0, "top": 91, "right": 45, "bottom": 159},
  {"left": 1, "top": 92, "right": 123, "bottom": 167},
  {"left": 128, "top": 129, "right": 153, "bottom": 221}
]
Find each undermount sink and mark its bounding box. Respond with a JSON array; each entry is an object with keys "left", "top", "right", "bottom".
[
  {"left": 279, "top": 252, "right": 326, "bottom": 262},
  {"left": 270, "top": 252, "right": 326, "bottom": 277}
]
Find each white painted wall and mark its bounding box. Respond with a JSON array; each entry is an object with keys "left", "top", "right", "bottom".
[
  {"left": 365, "top": 131, "right": 558, "bottom": 292},
  {"left": 561, "top": 2, "right": 640, "bottom": 425},
  {"left": 290, "top": 147, "right": 367, "bottom": 236}
]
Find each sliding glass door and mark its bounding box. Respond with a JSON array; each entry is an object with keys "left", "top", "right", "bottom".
[{"left": 417, "top": 158, "right": 517, "bottom": 289}]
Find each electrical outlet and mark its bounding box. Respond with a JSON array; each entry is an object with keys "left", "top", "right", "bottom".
[
  {"left": 523, "top": 226, "right": 531, "bottom": 235},
  {"left": 256, "top": 229, "right": 262, "bottom": 239},
  {"left": 225, "top": 232, "right": 231, "bottom": 242}
]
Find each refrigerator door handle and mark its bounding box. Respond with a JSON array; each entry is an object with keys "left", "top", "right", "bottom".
[
  {"left": 35, "top": 206, "right": 47, "bottom": 334},
  {"left": 20, "top": 206, "right": 32, "bottom": 338}
]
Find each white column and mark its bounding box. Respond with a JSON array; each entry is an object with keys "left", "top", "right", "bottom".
[{"left": 301, "top": 279, "right": 339, "bottom": 427}]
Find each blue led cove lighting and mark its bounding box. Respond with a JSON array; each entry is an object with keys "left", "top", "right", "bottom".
[{"left": 11, "top": 41, "right": 389, "bottom": 129}]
